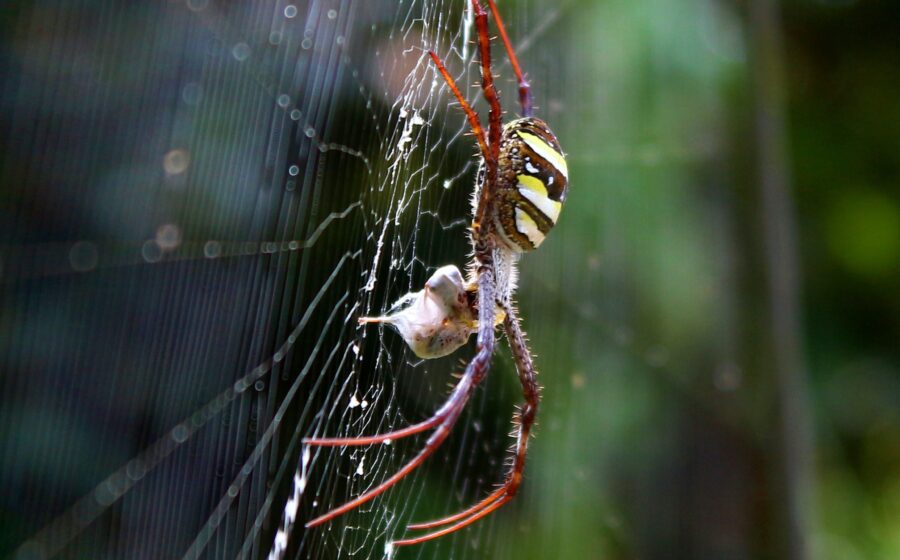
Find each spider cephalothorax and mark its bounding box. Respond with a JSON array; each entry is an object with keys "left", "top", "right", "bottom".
[{"left": 301, "top": 0, "right": 567, "bottom": 547}]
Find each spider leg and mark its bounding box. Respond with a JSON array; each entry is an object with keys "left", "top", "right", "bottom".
[
  {"left": 500, "top": 304, "right": 541, "bottom": 494},
  {"left": 470, "top": 0, "right": 504, "bottom": 234},
  {"left": 471, "top": 0, "right": 502, "bottom": 167},
  {"left": 305, "top": 412, "right": 458, "bottom": 528},
  {"left": 393, "top": 493, "right": 513, "bottom": 546},
  {"left": 305, "top": 266, "right": 498, "bottom": 529},
  {"left": 302, "top": 414, "right": 442, "bottom": 447},
  {"left": 405, "top": 486, "right": 505, "bottom": 530},
  {"left": 395, "top": 304, "right": 539, "bottom": 546},
  {"left": 427, "top": 51, "right": 490, "bottom": 163},
  {"left": 486, "top": 0, "right": 533, "bottom": 117}
]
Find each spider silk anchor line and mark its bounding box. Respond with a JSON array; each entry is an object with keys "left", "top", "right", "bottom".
[{"left": 276, "top": 0, "right": 569, "bottom": 553}]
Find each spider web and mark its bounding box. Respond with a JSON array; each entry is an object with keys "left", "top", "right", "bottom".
[{"left": 1, "top": 0, "right": 748, "bottom": 559}]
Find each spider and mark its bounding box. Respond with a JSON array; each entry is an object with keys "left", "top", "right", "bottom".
[{"left": 303, "top": 0, "right": 567, "bottom": 546}]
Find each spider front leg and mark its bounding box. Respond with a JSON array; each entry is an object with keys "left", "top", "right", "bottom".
[
  {"left": 428, "top": 51, "right": 490, "bottom": 164},
  {"left": 394, "top": 304, "right": 540, "bottom": 546},
  {"left": 303, "top": 262, "right": 498, "bottom": 529},
  {"left": 471, "top": 0, "right": 502, "bottom": 169},
  {"left": 486, "top": 0, "right": 533, "bottom": 117}
]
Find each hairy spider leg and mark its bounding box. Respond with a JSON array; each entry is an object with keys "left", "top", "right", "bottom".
[
  {"left": 427, "top": 51, "right": 490, "bottom": 164},
  {"left": 406, "top": 485, "right": 506, "bottom": 530},
  {"left": 302, "top": 415, "right": 440, "bottom": 447},
  {"left": 486, "top": 0, "right": 533, "bottom": 117},
  {"left": 304, "top": 266, "right": 498, "bottom": 529},
  {"left": 395, "top": 306, "right": 540, "bottom": 546},
  {"left": 429, "top": 1, "right": 500, "bottom": 235},
  {"left": 472, "top": 0, "right": 502, "bottom": 179},
  {"left": 393, "top": 492, "right": 513, "bottom": 546},
  {"left": 502, "top": 305, "right": 541, "bottom": 494},
  {"left": 304, "top": 402, "right": 460, "bottom": 528}
]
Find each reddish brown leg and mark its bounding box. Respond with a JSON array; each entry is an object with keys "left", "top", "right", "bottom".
[
  {"left": 406, "top": 486, "right": 505, "bottom": 530},
  {"left": 486, "top": 0, "right": 533, "bottom": 117},
  {"left": 471, "top": 0, "right": 502, "bottom": 167},
  {"left": 501, "top": 304, "right": 541, "bottom": 493},
  {"left": 394, "top": 305, "right": 540, "bottom": 546},
  {"left": 427, "top": 51, "right": 491, "bottom": 163},
  {"left": 468, "top": 0, "right": 504, "bottom": 234},
  {"left": 305, "top": 416, "right": 458, "bottom": 528},
  {"left": 431, "top": 2, "right": 502, "bottom": 235},
  {"left": 303, "top": 397, "right": 454, "bottom": 447},
  {"left": 304, "top": 265, "right": 498, "bottom": 530},
  {"left": 393, "top": 493, "right": 514, "bottom": 546}
]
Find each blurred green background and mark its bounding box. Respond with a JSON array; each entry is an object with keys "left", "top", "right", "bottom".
[{"left": 1, "top": 0, "right": 898, "bottom": 559}]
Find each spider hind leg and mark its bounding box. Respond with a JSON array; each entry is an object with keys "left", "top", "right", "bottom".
[
  {"left": 393, "top": 428, "right": 525, "bottom": 547},
  {"left": 303, "top": 268, "right": 499, "bottom": 530},
  {"left": 394, "top": 306, "right": 540, "bottom": 546},
  {"left": 406, "top": 486, "right": 506, "bottom": 531},
  {"left": 302, "top": 373, "right": 477, "bottom": 529},
  {"left": 393, "top": 491, "right": 513, "bottom": 546}
]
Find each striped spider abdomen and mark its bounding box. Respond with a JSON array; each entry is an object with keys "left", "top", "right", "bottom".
[{"left": 489, "top": 117, "right": 568, "bottom": 252}]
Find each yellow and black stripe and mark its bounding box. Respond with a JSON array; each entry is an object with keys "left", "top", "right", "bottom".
[{"left": 493, "top": 117, "right": 568, "bottom": 252}]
